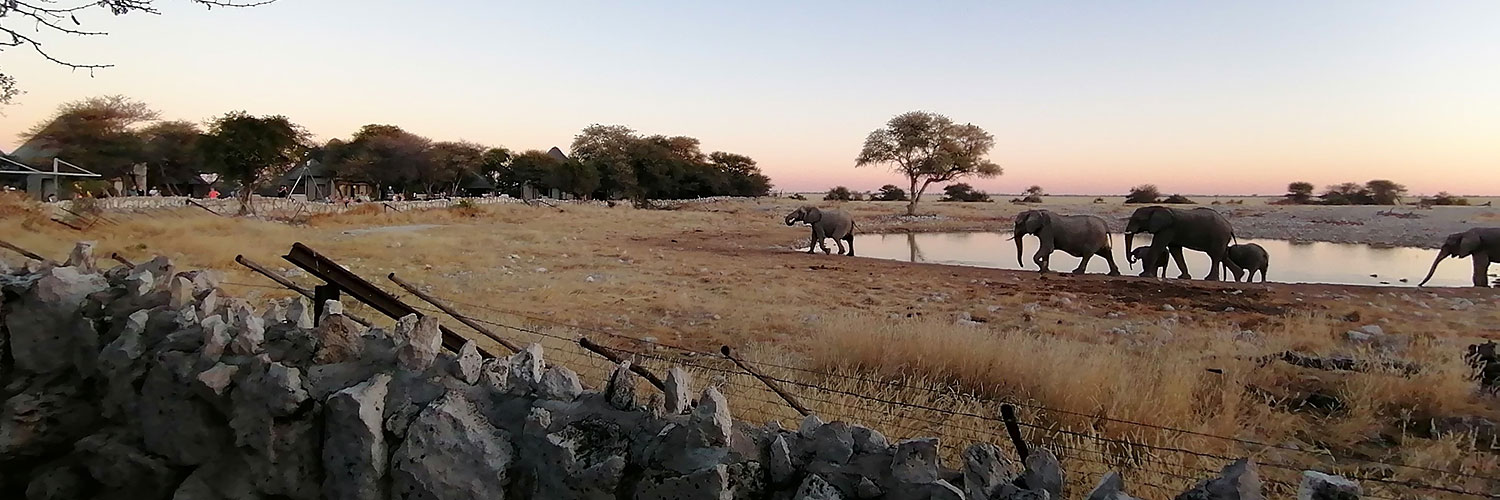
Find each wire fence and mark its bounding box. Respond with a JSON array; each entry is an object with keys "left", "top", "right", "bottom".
[{"left": 222, "top": 273, "right": 1500, "bottom": 500}]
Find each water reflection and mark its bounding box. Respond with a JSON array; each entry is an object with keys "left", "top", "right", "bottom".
[{"left": 853, "top": 232, "right": 1473, "bottom": 287}]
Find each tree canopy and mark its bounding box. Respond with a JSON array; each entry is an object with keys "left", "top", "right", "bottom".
[
  {"left": 874, "top": 184, "right": 908, "bottom": 201},
  {"left": 940, "top": 183, "right": 991, "bottom": 202},
  {"left": 1125, "top": 184, "right": 1161, "bottom": 204},
  {"left": 199, "top": 111, "right": 306, "bottom": 210},
  {"left": 1284, "top": 181, "right": 1315, "bottom": 204},
  {"left": 20, "top": 95, "right": 159, "bottom": 178},
  {"left": 856, "top": 111, "right": 1000, "bottom": 215}
]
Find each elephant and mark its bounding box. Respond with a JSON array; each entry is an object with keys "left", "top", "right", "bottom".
[
  {"left": 1127, "top": 246, "right": 1171, "bottom": 276},
  {"left": 1124, "top": 206, "right": 1235, "bottom": 280},
  {"left": 1012, "top": 209, "right": 1121, "bottom": 275},
  {"left": 785, "top": 206, "right": 856, "bottom": 255},
  {"left": 1223, "top": 243, "right": 1270, "bottom": 283},
  {"left": 1419, "top": 228, "right": 1500, "bottom": 287}
]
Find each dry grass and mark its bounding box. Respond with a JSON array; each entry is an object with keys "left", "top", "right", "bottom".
[{"left": 3, "top": 198, "right": 1497, "bottom": 496}]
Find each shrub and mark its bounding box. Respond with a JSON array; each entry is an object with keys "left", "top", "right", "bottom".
[
  {"left": 874, "top": 184, "right": 908, "bottom": 201},
  {"left": 1162, "top": 194, "right": 1196, "bottom": 204},
  {"left": 1423, "top": 192, "right": 1470, "bottom": 206},
  {"left": 824, "top": 186, "right": 858, "bottom": 201},
  {"left": 940, "top": 183, "right": 991, "bottom": 202},
  {"left": 1284, "top": 182, "right": 1315, "bottom": 204},
  {"left": 450, "top": 198, "right": 484, "bottom": 217},
  {"left": 1125, "top": 184, "right": 1160, "bottom": 204}
]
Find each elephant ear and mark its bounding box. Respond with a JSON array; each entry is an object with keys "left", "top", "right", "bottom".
[
  {"left": 1147, "top": 207, "right": 1174, "bottom": 232},
  {"left": 1457, "top": 231, "right": 1483, "bottom": 257},
  {"left": 805, "top": 207, "right": 824, "bottom": 223}
]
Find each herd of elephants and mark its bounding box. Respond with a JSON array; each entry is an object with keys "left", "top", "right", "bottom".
[{"left": 784, "top": 205, "right": 1500, "bottom": 287}]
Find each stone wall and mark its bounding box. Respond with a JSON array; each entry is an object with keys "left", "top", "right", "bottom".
[
  {"left": 50, "top": 195, "right": 551, "bottom": 215},
  {"left": 0, "top": 244, "right": 1364, "bottom": 499}
]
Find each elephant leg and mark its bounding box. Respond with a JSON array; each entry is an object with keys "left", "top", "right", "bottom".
[
  {"left": 808, "top": 227, "right": 825, "bottom": 254},
  {"left": 1223, "top": 259, "right": 1244, "bottom": 282},
  {"left": 844, "top": 234, "right": 855, "bottom": 256},
  {"left": 1170, "top": 247, "right": 1191, "bottom": 279},
  {"left": 1472, "top": 253, "right": 1491, "bottom": 287},
  {"left": 1139, "top": 245, "right": 1165, "bottom": 277},
  {"left": 1073, "top": 253, "right": 1092, "bottom": 274},
  {"left": 834, "top": 238, "right": 847, "bottom": 256},
  {"left": 1099, "top": 248, "right": 1121, "bottom": 276}
]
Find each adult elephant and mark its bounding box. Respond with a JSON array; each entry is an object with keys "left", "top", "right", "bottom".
[
  {"left": 1012, "top": 209, "right": 1121, "bottom": 275},
  {"left": 1418, "top": 228, "right": 1500, "bottom": 287},
  {"left": 1124, "top": 206, "right": 1235, "bottom": 280}
]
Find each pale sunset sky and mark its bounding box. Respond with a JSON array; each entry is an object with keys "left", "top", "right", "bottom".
[{"left": 2, "top": 1, "right": 1497, "bottom": 195}]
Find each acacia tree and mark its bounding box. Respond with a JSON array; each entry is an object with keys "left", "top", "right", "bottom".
[
  {"left": 426, "top": 140, "right": 485, "bottom": 195},
  {"left": 20, "top": 95, "right": 158, "bottom": 180},
  {"left": 1285, "top": 181, "right": 1314, "bottom": 204},
  {"left": 1125, "top": 184, "right": 1160, "bottom": 204},
  {"left": 856, "top": 111, "right": 1001, "bottom": 215},
  {"left": 140, "top": 120, "right": 205, "bottom": 194},
  {"left": 1365, "top": 179, "right": 1407, "bottom": 205},
  {"left": 0, "top": 1, "right": 273, "bottom": 104},
  {"left": 200, "top": 111, "right": 305, "bottom": 213}
]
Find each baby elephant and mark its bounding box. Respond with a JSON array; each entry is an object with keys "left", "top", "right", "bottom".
[
  {"left": 785, "top": 206, "right": 856, "bottom": 255},
  {"left": 1223, "top": 243, "right": 1269, "bottom": 283},
  {"left": 1127, "top": 246, "right": 1171, "bottom": 275}
]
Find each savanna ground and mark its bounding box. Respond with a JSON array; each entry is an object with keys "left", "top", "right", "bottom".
[{"left": 4, "top": 194, "right": 1499, "bottom": 498}]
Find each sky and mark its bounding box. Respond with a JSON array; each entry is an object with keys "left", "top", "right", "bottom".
[{"left": 2, "top": 1, "right": 1498, "bottom": 195}]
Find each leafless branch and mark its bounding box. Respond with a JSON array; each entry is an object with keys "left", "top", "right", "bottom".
[{"left": 0, "top": 0, "right": 274, "bottom": 75}]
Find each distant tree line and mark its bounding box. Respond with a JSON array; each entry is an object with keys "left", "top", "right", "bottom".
[
  {"left": 1280, "top": 180, "right": 1426, "bottom": 205},
  {"left": 1125, "top": 184, "right": 1195, "bottom": 204},
  {"left": 9, "top": 96, "right": 772, "bottom": 203}
]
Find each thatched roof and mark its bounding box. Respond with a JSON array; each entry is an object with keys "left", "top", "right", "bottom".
[{"left": 546, "top": 147, "right": 568, "bottom": 162}]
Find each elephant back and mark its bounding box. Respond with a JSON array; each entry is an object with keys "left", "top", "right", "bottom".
[{"left": 819, "top": 209, "right": 855, "bottom": 238}]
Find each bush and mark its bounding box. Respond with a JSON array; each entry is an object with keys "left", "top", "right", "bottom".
[
  {"left": 1161, "top": 194, "right": 1196, "bottom": 204},
  {"left": 874, "top": 184, "right": 908, "bottom": 201},
  {"left": 789, "top": 193, "right": 807, "bottom": 201},
  {"left": 1423, "top": 192, "right": 1470, "bottom": 206},
  {"left": 450, "top": 198, "right": 484, "bottom": 217},
  {"left": 824, "top": 186, "right": 857, "bottom": 201},
  {"left": 1125, "top": 184, "right": 1160, "bottom": 204},
  {"left": 940, "top": 183, "right": 991, "bottom": 202},
  {"left": 1092, "top": 197, "right": 1105, "bottom": 204}
]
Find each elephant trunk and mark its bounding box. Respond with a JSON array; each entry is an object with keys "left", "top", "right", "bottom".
[
  {"left": 1124, "top": 232, "right": 1137, "bottom": 259},
  {"left": 1418, "top": 249, "right": 1451, "bottom": 287},
  {"left": 1012, "top": 229, "right": 1025, "bottom": 267}
]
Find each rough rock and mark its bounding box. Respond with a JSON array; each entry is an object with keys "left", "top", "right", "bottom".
[
  {"left": 1175, "top": 459, "right": 1264, "bottom": 500},
  {"left": 323, "top": 373, "right": 391, "bottom": 500},
  {"left": 395, "top": 314, "right": 442, "bottom": 372},
  {"left": 1297, "top": 471, "right": 1360, "bottom": 500},
  {"left": 201, "top": 314, "right": 230, "bottom": 362},
  {"left": 538, "top": 365, "right": 584, "bottom": 401},
  {"left": 314, "top": 311, "right": 364, "bottom": 364},
  {"left": 851, "top": 424, "right": 889, "bottom": 454},
  {"left": 795, "top": 473, "right": 844, "bottom": 500},
  {"left": 1024, "top": 448, "right": 1064, "bottom": 499},
  {"left": 230, "top": 309, "right": 266, "bottom": 356},
  {"left": 196, "top": 363, "right": 239, "bottom": 396},
  {"left": 287, "top": 296, "right": 315, "bottom": 328},
  {"left": 635, "top": 464, "right": 732, "bottom": 500},
  {"left": 508, "top": 343, "right": 545, "bottom": 393},
  {"left": 811, "top": 420, "right": 854, "bottom": 464},
  {"left": 800, "top": 414, "right": 826, "bottom": 437},
  {"left": 1088, "top": 471, "right": 1140, "bottom": 500},
  {"left": 665, "top": 366, "right": 693, "bottom": 414},
  {"left": 964, "top": 442, "right": 1020, "bottom": 500},
  {"left": 891, "top": 438, "right": 939, "bottom": 484},
  {"left": 768, "top": 434, "right": 796, "bottom": 485},
  {"left": 6, "top": 266, "right": 108, "bottom": 373},
  {"left": 391, "top": 391, "right": 513, "bottom": 499},
  {"left": 76, "top": 432, "right": 178, "bottom": 498},
  {"left": 168, "top": 276, "right": 194, "bottom": 309},
  {"left": 454, "top": 340, "right": 483, "bottom": 384},
  {"left": 606, "top": 361, "right": 638, "bottom": 410},
  {"left": 65, "top": 241, "right": 96, "bottom": 271}
]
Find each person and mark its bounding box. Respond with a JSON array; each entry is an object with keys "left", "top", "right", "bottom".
[
  {"left": 277, "top": 185, "right": 289, "bottom": 198},
  {"left": 148, "top": 187, "right": 160, "bottom": 197},
  {"left": 207, "top": 187, "right": 220, "bottom": 199}
]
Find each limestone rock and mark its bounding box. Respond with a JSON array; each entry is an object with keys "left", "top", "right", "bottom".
[
  {"left": 811, "top": 420, "right": 854, "bottom": 464},
  {"left": 391, "top": 391, "right": 513, "bottom": 499},
  {"left": 508, "top": 343, "right": 545, "bottom": 393},
  {"left": 169, "top": 276, "right": 194, "bottom": 309},
  {"left": 606, "top": 361, "right": 638, "bottom": 410},
  {"left": 99, "top": 310, "right": 149, "bottom": 370},
  {"left": 395, "top": 315, "right": 441, "bottom": 372},
  {"left": 76, "top": 433, "right": 177, "bottom": 498},
  {"left": 1175, "top": 459, "right": 1264, "bottom": 500},
  {"left": 665, "top": 367, "right": 693, "bottom": 414},
  {"left": 851, "top": 424, "right": 889, "bottom": 454},
  {"left": 800, "top": 414, "right": 826, "bottom": 437},
  {"left": 65, "top": 241, "right": 96, "bottom": 271},
  {"left": 319, "top": 299, "right": 345, "bottom": 323},
  {"left": 1088, "top": 471, "right": 1139, "bottom": 500},
  {"left": 768, "top": 434, "right": 796, "bottom": 485},
  {"left": 196, "top": 363, "right": 240, "bottom": 397},
  {"left": 323, "top": 374, "right": 391, "bottom": 500},
  {"left": 138, "top": 353, "right": 230, "bottom": 466},
  {"left": 454, "top": 340, "right": 483, "bottom": 384},
  {"left": 123, "top": 269, "right": 155, "bottom": 297},
  {"left": 694, "top": 386, "right": 733, "bottom": 448},
  {"left": 287, "top": 297, "right": 315, "bottom": 328},
  {"left": 7, "top": 266, "right": 108, "bottom": 373},
  {"left": 892, "top": 438, "right": 939, "bottom": 484},
  {"left": 314, "top": 313, "right": 364, "bottom": 364},
  {"left": 965, "top": 442, "right": 1020, "bottom": 500},
  {"left": 795, "top": 474, "right": 844, "bottom": 500},
  {"left": 201, "top": 314, "right": 230, "bottom": 362},
  {"left": 538, "top": 365, "right": 584, "bottom": 401},
  {"left": 229, "top": 310, "right": 266, "bottom": 356},
  {"left": 635, "top": 464, "right": 731, "bottom": 500},
  {"left": 1297, "top": 471, "right": 1360, "bottom": 500},
  {"left": 1024, "top": 448, "right": 1064, "bottom": 500}
]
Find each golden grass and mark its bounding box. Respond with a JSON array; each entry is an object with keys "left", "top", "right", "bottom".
[{"left": 2, "top": 198, "right": 1497, "bottom": 496}]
